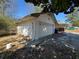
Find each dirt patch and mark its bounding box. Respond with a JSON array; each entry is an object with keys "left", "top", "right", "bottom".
[
  {"left": 65, "top": 30, "right": 79, "bottom": 33},
  {"left": 0, "top": 35, "right": 30, "bottom": 52}
]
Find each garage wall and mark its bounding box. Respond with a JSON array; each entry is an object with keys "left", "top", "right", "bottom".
[
  {"left": 40, "top": 22, "right": 55, "bottom": 37},
  {"left": 17, "top": 23, "right": 33, "bottom": 39},
  {"left": 17, "top": 13, "right": 55, "bottom": 40},
  {"left": 33, "top": 14, "right": 55, "bottom": 40},
  {"left": 33, "top": 21, "right": 55, "bottom": 40}
]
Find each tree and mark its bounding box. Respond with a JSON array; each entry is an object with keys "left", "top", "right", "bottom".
[
  {"left": 72, "top": 20, "right": 79, "bottom": 26},
  {"left": 0, "top": 0, "right": 18, "bottom": 18},
  {"left": 25, "top": 0, "right": 79, "bottom": 15},
  {"left": 0, "top": 0, "right": 11, "bottom": 16},
  {"left": 5, "top": 0, "right": 18, "bottom": 18},
  {"left": 0, "top": 16, "right": 16, "bottom": 31},
  {"left": 66, "top": 7, "right": 79, "bottom": 26},
  {"left": 34, "top": 5, "right": 43, "bottom": 13}
]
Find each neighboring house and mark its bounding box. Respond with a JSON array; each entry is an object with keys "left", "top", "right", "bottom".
[{"left": 17, "top": 13, "right": 58, "bottom": 40}]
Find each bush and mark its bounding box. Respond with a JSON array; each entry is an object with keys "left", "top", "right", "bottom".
[{"left": 0, "top": 16, "right": 16, "bottom": 36}]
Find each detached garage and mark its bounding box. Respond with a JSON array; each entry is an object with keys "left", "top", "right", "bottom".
[{"left": 17, "top": 13, "right": 55, "bottom": 40}]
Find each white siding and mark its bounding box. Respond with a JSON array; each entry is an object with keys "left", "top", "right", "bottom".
[
  {"left": 17, "top": 23, "right": 33, "bottom": 39},
  {"left": 23, "top": 24, "right": 32, "bottom": 37},
  {"left": 34, "top": 21, "right": 40, "bottom": 39},
  {"left": 34, "top": 21, "right": 55, "bottom": 39},
  {"left": 17, "top": 26, "right": 23, "bottom": 35},
  {"left": 39, "top": 22, "right": 55, "bottom": 37}
]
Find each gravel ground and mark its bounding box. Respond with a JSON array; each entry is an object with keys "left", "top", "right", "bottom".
[
  {"left": 58, "top": 32, "right": 79, "bottom": 50},
  {"left": 0, "top": 34, "right": 77, "bottom": 59},
  {"left": 0, "top": 33, "right": 79, "bottom": 59}
]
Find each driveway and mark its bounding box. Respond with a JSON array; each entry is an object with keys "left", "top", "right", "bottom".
[{"left": 57, "top": 32, "right": 79, "bottom": 50}]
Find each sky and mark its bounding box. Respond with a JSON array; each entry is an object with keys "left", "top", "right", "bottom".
[
  {"left": 54, "top": 13, "right": 67, "bottom": 23},
  {"left": 14, "top": 0, "right": 67, "bottom": 23}
]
